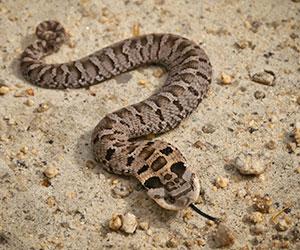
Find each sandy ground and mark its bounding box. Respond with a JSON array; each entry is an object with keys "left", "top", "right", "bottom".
[{"left": 0, "top": 0, "right": 300, "bottom": 249}]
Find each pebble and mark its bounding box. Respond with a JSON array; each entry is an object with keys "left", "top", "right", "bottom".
[
  {"left": 85, "top": 160, "right": 96, "bottom": 169},
  {"left": 254, "top": 90, "right": 265, "bottom": 99},
  {"left": 153, "top": 68, "right": 165, "bottom": 78},
  {"left": 212, "top": 224, "right": 235, "bottom": 248},
  {"left": 132, "top": 23, "right": 140, "bottom": 36},
  {"left": 43, "top": 166, "right": 59, "bottom": 178},
  {"left": 24, "top": 99, "right": 35, "bottom": 107},
  {"left": 251, "top": 70, "right": 275, "bottom": 86},
  {"left": 36, "top": 102, "right": 50, "bottom": 113},
  {"left": 276, "top": 218, "right": 290, "bottom": 231},
  {"left": 250, "top": 224, "right": 266, "bottom": 235},
  {"left": 109, "top": 214, "right": 123, "bottom": 231},
  {"left": 25, "top": 88, "right": 34, "bottom": 96},
  {"left": 20, "top": 146, "right": 29, "bottom": 154},
  {"left": 138, "top": 221, "right": 149, "bottom": 231},
  {"left": 234, "top": 153, "right": 266, "bottom": 175},
  {"left": 246, "top": 211, "right": 264, "bottom": 224},
  {"left": 46, "top": 196, "right": 57, "bottom": 208},
  {"left": 112, "top": 182, "right": 133, "bottom": 198},
  {"left": 265, "top": 140, "right": 276, "bottom": 150},
  {"left": 0, "top": 86, "right": 10, "bottom": 95},
  {"left": 296, "top": 96, "right": 300, "bottom": 105},
  {"left": 253, "top": 195, "right": 272, "bottom": 213},
  {"left": 166, "top": 237, "right": 179, "bottom": 248},
  {"left": 193, "top": 140, "right": 208, "bottom": 150},
  {"left": 220, "top": 72, "right": 232, "bottom": 85},
  {"left": 202, "top": 123, "right": 216, "bottom": 134},
  {"left": 121, "top": 212, "right": 138, "bottom": 234},
  {"left": 215, "top": 176, "right": 229, "bottom": 188},
  {"left": 235, "top": 40, "right": 251, "bottom": 49}
]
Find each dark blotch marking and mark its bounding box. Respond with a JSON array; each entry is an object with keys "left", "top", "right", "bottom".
[
  {"left": 146, "top": 141, "right": 154, "bottom": 146},
  {"left": 170, "top": 161, "right": 186, "bottom": 178},
  {"left": 105, "top": 148, "right": 115, "bottom": 161},
  {"left": 155, "top": 109, "right": 164, "bottom": 121},
  {"left": 151, "top": 156, "right": 167, "bottom": 171},
  {"left": 188, "top": 86, "right": 199, "bottom": 96},
  {"left": 137, "top": 164, "right": 149, "bottom": 175},
  {"left": 160, "top": 146, "right": 173, "bottom": 156},
  {"left": 164, "top": 173, "right": 172, "bottom": 180},
  {"left": 173, "top": 100, "right": 183, "bottom": 112},
  {"left": 136, "top": 113, "right": 146, "bottom": 125},
  {"left": 126, "top": 156, "right": 135, "bottom": 166},
  {"left": 144, "top": 176, "right": 163, "bottom": 189},
  {"left": 92, "top": 135, "right": 99, "bottom": 144},
  {"left": 196, "top": 71, "right": 209, "bottom": 81},
  {"left": 139, "top": 147, "right": 155, "bottom": 161}
]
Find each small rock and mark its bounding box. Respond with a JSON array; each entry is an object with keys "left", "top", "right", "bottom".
[
  {"left": 132, "top": 23, "right": 140, "bottom": 36},
  {"left": 24, "top": 99, "right": 35, "bottom": 107},
  {"left": 153, "top": 68, "right": 165, "bottom": 78},
  {"left": 121, "top": 212, "right": 138, "bottom": 234},
  {"left": 235, "top": 40, "right": 251, "bottom": 49},
  {"left": 234, "top": 153, "right": 266, "bottom": 175},
  {"left": 251, "top": 70, "right": 275, "bottom": 86},
  {"left": 44, "top": 166, "right": 59, "bottom": 178},
  {"left": 202, "top": 123, "right": 216, "bottom": 134},
  {"left": 220, "top": 72, "right": 232, "bottom": 85},
  {"left": 265, "top": 140, "right": 276, "bottom": 150},
  {"left": 193, "top": 140, "right": 207, "bottom": 150},
  {"left": 109, "top": 214, "right": 123, "bottom": 231},
  {"left": 215, "top": 176, "right": 229, "bottom": 188},
  {"left": 25, "top": 88, "right": 34, "bottom": 96},
  {"left": 253, "top": 194, "right": 272, "bottom": 213},
  {"left": 212, "top": 224, "right": 235, "bottom": 248},
  {"left": 112, "top": 182, "right": 133, "bottom": 198},
  {"left": 246, "top": 211, "right": 264, "bottom": 224},
  {"left": 296, "top": 96, "right": 300, "bottom": 105},
  {"left": 276, "top": 218, "right": 290, "bottom": 231},
  {"left": 250, "top": 225, "right": 266, "bottom": 235},
  {"left": 46, "top": 196, "right": 57, "bottom": 208},
  {"left": 20, "top": 146, "right": 29, "bottom": 154},
  {"left": 85, "top": 160, "right": 96, "bottom": 169},
  {"left": 36, "top": 102, "right": 50, "bottom": 113},
  {"left": 254, "top": 90, "right": 265, "bottom": 99},
  {"left": 0, "top": 86, "right": 10, "bottom": 95},
  {"left": 166, "top": 237, "right": 179, "bottom": 248},
  {"left": 139, "top": 221, "right": 149, "bottom": 231}
]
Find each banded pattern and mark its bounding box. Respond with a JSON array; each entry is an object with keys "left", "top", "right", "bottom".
[{"left": 20, "top": 20, "right": 212, "bottom": 211}]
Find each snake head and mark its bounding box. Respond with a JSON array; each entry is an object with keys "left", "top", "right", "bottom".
[{"left": 144, "top": 162, "right": 200, "bottom": 210}]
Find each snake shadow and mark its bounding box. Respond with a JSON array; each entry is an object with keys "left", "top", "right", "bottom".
[
  {"left": 10, "top": 34, "right": 37, "bottom": 83},
  {"left": 73, "top": 129, "right": 178, "bottom": 230}
]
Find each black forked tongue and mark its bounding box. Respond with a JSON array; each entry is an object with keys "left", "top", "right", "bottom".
[{"left": 189, "top": 203, "right": 221, "bottom": 223}]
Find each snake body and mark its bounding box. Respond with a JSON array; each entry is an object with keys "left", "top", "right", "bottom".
[{"left": 20, "top": 21, "right": 212, "bottom": 211}]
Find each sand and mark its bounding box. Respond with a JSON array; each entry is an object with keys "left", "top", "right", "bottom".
[{"left": 0, "top": 0, "right": 299, "bottom": 249}]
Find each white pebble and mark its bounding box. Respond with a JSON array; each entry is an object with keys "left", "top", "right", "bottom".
[
  {"left": 234, "top": 153, "right": 266, "bottom": 175},
  {"left": 44, "top": 166, "right": 59, "bottom": 178},
  {"left": 121, "top": 212, "right": 138, "bottom": 234}
]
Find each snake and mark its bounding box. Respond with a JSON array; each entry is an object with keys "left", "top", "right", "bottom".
[{"left": 20, "top": 21, "right": 217, "bottom": 221}]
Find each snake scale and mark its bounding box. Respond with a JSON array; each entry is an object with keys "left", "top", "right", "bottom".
[{"left": 20, "top": 21, "right": 216, "bottom": 219}]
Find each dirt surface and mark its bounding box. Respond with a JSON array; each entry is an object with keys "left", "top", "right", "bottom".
[{"left": 0, "top": 0, "right": 299, "bottom": 249}]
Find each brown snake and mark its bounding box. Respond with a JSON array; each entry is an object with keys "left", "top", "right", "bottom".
[{"left": 20, "top": 21, "right": 218, "bottom": 221}]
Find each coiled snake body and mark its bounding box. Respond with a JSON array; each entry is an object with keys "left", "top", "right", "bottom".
[{"left": 20, "top": 21, "right": 214, "bottom": 215}]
